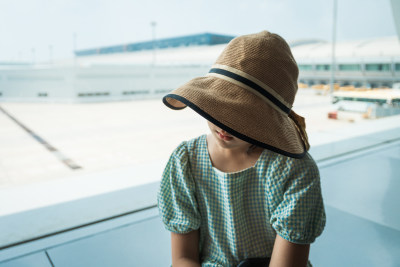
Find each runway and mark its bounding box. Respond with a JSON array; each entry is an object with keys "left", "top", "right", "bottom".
[{"left": 0, "top": 89, "right": 386, "bottom": 188}]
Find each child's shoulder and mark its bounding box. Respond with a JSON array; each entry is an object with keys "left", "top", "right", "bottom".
[
  {"left": 171, "top": 134, "right": 206, "bottom": 158},
  {"left": 265, "top": 150, "right": 319, "bottom": 175},
  {"left": 292, "top": 152, "right": 318, "bottom": 169},
  {"left": 186, "top": 134, "right": 206, "bottom": 151},
  {"left": 273, "top": 149, "right": 316, "bottom": 164}
]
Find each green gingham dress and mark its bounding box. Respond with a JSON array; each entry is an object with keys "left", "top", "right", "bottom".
[{"left": 157, "top": 135, "right": 325, "bottom": 267}]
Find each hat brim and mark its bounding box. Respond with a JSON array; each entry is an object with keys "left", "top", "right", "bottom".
[{"left": 163, "top": 75, "right": 306, "bottom": 158}]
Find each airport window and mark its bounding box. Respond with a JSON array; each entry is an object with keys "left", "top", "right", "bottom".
[
  {"left": 298, "top": 64, "right": 313, "bottom": 71},
  {"left": 78, "top": 92, "right": 110, "bottom": 97},
  {"left": 315, "top": 64, "right": 331, "bottom": 71},
  {"left": 155, "top": 89, "right": 172, "bottom": 94},
  {"left": 1, "top": 3, "right": 400, "bottom": 267},
  {"left": 365, "top": 63, "right": 390, "bottom": 71},
  {"left": 370, "top": 83, "right": 378, "bottom": 88},
  {"left": 354, "top": 82, "right": 363, "bottom": 87},
  {"left": 122, "top": 90, "right": 150, "bottom": 95},
  {"left": 339, "top": 64, "right": 360, "bottom": 71}
]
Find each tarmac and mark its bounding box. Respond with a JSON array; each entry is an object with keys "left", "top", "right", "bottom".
[{"left": 0, "top": 88, "right": 378, "bottom": 188}]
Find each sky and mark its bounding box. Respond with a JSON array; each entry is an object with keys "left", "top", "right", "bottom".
[{"left": 0, "top": 0, "right": 397, "bottom": 62}]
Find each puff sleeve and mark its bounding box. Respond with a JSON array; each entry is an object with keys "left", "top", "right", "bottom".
[
  {"left": 157, "top": 141, "right": 201, "bottom": 234},
  {"left": 269, "top": 154, "right": 326, "bottom": 244}
]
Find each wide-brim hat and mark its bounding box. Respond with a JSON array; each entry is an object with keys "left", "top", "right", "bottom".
[{"left": 163, "top": 31, "right": 309, "bottom": 158}]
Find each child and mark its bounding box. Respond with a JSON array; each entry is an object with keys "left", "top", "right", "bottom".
[{"left": 158, "top": 31, "right": 326, "bottom": 267}]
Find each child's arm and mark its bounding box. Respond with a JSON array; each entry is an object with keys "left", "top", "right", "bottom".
[
  {"left": 171, "top": 230, "right": 201, "bottom": 267},
  {"left": 269, "top": 235, "right": 310, "bottom": 267}
]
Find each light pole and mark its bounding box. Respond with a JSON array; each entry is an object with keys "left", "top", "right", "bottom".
[
  {"left": 330, "top": 0, "right": 337, "bottom": 96},
  {"left": 49, "top": 45, "right": 53, "bottom": 64},
  {"left": 73, "top": 33, "right": 77, "bottom": 94},
  {"left": 151, "top": 21, "right": 157, "bottom": 65},
  {"left": 73, "top": 32, "right": 77, "bottom": 57},
  {"left": 31, "top": 47, "right": 36, "bottom": 64}
]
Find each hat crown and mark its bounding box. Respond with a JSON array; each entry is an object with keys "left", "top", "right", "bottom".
[{"left": 215, "top": 31, "right": 299, "bottom": 105}]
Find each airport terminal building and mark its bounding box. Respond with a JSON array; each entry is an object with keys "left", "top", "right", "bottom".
[
  {"left": 294, "top": 36, "right": 400, "bottom": 88},
  {"left": 0, "top": 33, "right": 399, "bottom": 102}
]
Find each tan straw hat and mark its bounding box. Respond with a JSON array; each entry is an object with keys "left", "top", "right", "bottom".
[{"left": 163, "top": 30, "right": 310, "bottom": 158}]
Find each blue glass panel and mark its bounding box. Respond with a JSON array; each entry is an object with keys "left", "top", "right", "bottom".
[
  {"left": 310, "top": 206, "right": 400, "bottom": 267},
  {"left": 47, "top": 216, "right": 171, "bottom": 267},
  {"left": 319, "top": 143, "right": 400, "bottom": 230},
  {"left": 0, "top": 252, "right": 52, "bottom": 267}
]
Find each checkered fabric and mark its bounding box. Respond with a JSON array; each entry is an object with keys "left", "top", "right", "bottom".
[{"left": 157, "top": 135, "right": 325, "bottom": 267}]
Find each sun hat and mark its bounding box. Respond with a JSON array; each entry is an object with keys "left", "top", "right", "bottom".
[{"left": 162, "top": 30, "right": 310, "bottom": 159}]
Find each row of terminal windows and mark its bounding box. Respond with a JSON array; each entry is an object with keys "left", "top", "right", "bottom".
[
  {"left": 339, "top": 64, "right": 360, "bottom": 71},
  {"left": 78, "top": 92, "right": 110, "bottom": 97},
  {"left": 0, "top": 90, "right": 168, "bottom": 98},
  {"left": 365, "top": 64, "right": 391, "bottom": 71},
  {"left": 298, "top": 63, "right": 400, "bottom": 72},
  {"left": 122, "top": 90, "right": 149, "bottom": 95},
  {"left": 122, "top": 90, "right": 172, "bottom": 95},
  {"left": 2, "top": 92, "right": 51, "bottom": 97},
  {"left": 155, "top": 89, "right": 172, "bottom": 94},
  {"left": 298, "top": 80, "right": 393, "bottom": 88},
  {"left": 75, "top": 90, "right": 172, "bottom": 97},
  {"left": 14, "top": 91, "right": 171, "bottom": 98}
]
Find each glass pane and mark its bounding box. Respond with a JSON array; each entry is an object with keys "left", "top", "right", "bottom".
[
  {"left": 365, "top": 63, "right": 391, "bottom": 71},
  {"left": 298, "top": 64, "right": 313, "bottom": 71},
  {"left": 316, "top": 64, "right": 331, "bottom": 71},
  {"left": 1, "top": 3, "right": 400, "bottom": 266},
  {"left": 338, "top": 64, "right": 361, "bottom": 71}
]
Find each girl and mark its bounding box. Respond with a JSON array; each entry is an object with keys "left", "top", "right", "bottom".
[{"left": 158, "top": 31, "right": 326, "bottom": 267}]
